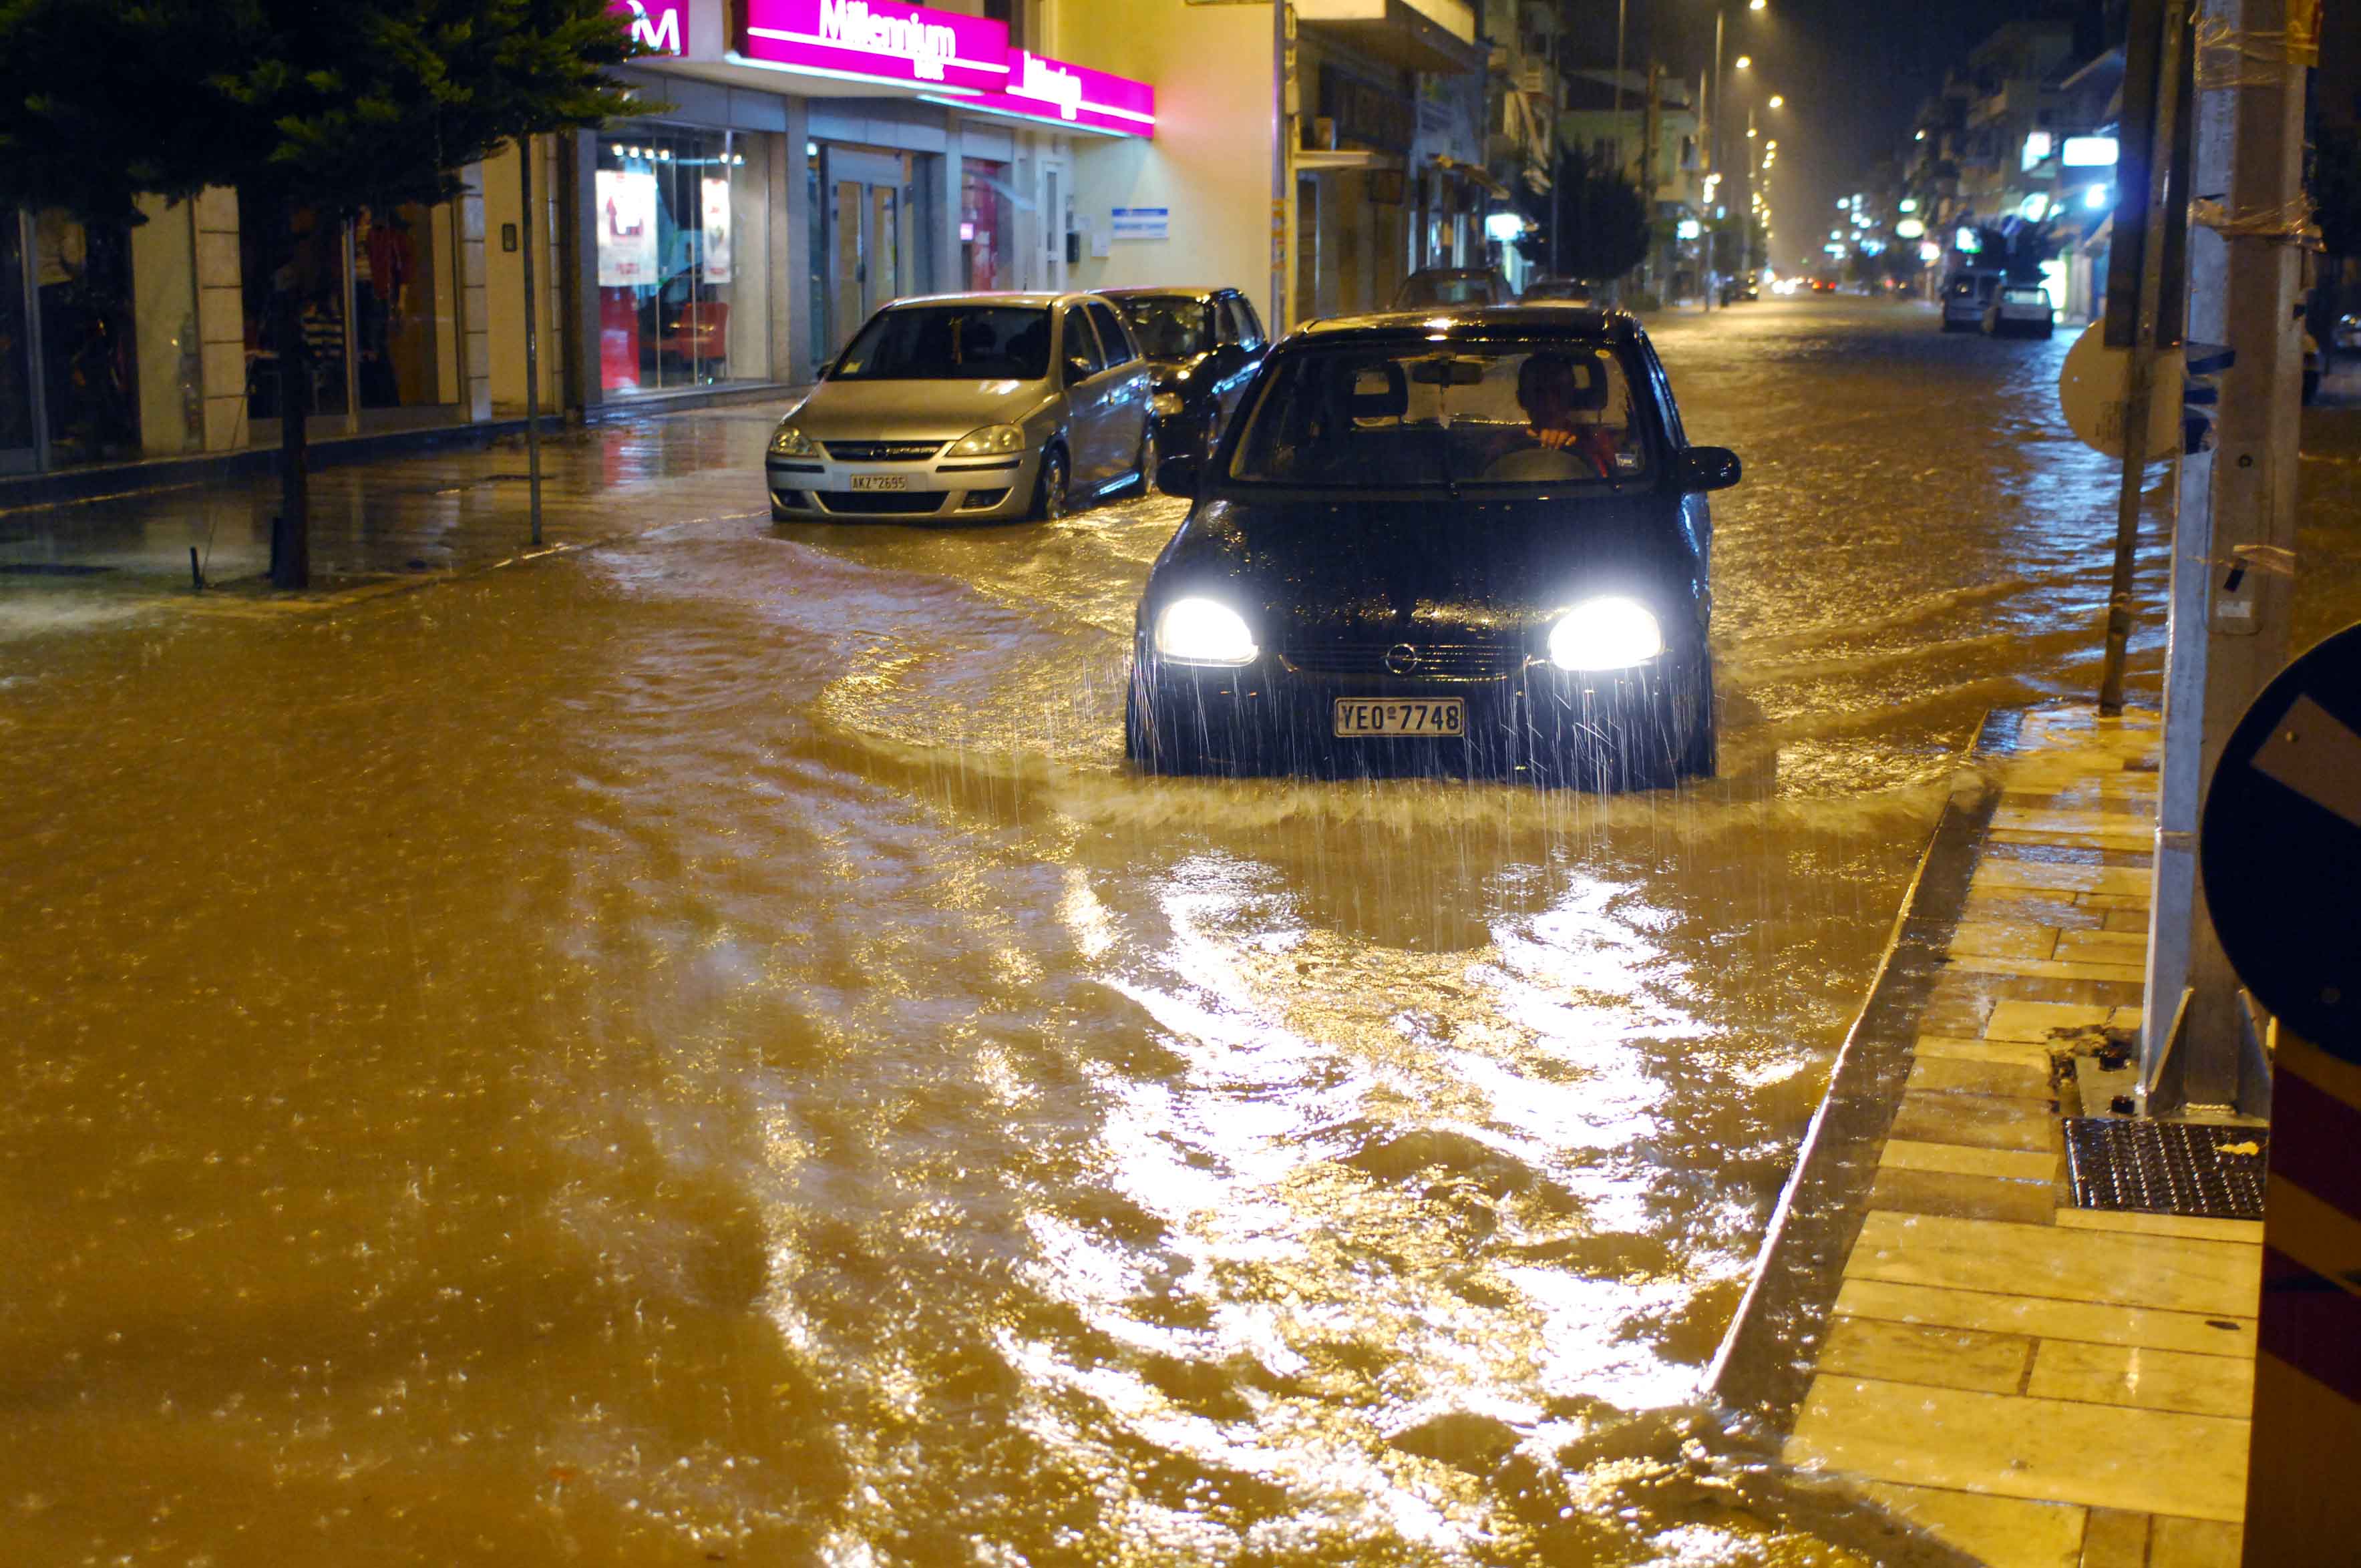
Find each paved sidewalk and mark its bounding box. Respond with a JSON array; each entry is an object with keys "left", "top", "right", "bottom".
[
  {"left": 0, "top": 399, "right": 799, "bottom": 602},
  {"left": 1780, "top": 708, "right": 2259, "bottom": 1568}
]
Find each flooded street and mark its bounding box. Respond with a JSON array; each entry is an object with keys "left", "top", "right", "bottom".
[{"left": 3, "top": 298, "right": 2354, "bottom": 1564}]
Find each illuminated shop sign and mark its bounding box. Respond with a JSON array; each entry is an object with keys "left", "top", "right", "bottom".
[
  {"left": 736, "top": 0, "right": 1154, "bottom": 136},
  {"left": 962, "top": 51, "right": 1157, "bottom": 138},
  {"left": 608, "top": 0, "right": 686, "bottom": 56}
]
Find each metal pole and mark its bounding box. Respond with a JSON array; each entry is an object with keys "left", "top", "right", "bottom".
[
  {"left": 2097, "top": 0, "right": 2189, "bottom": 715},
  {"left": 2140, "top": 0, "right": 2306, "bottom": 1120},
  {"left": 1550, "top": 1, "right": 1565, "bottom": 278},
  {"left": 1709, "top": 8, "right": 1724, "bottom": 308},
  {"left": 1270, "top": 0, "right": 1290, "bottom": 335},
  {"left": 519, "top": 134, "right": 544, "bottom": 547},
  {"left": 1612, "top": 0, "right": 1628, "bottom": 182}
]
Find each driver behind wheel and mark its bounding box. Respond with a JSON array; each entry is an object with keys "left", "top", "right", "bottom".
[{"left": 1509, "top": 351, "right": 1622, "bottom": 478}]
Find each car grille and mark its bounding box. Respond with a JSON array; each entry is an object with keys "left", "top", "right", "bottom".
[
  {"left": 822, "top": 440, "right": 944, "bottom": 462},
  {"left": 812, "top": 490, "right": 948, "bottom": 516},
  {"left": 1280, "top": 640, "right": 1529, "bottom": 680}
]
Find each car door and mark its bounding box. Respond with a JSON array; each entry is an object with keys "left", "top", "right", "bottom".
[
  {"left": 1638, "top": 335, "right": 1710, "bottom": 583},
  {"left": 1059, "top": 304, "right": 1113, "bottom": 486},
  {"left": 1085, "top": 299, "right": 1151, "bottom": 473}
]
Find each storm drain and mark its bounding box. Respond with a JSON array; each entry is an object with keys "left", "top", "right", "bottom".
[{"left": 2062, "top": 1117, "right": 2266, "bottom": 1221}]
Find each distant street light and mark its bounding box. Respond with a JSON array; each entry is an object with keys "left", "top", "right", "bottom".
[
  {"left": 1735, "top": 54, "right": 1753, "bottom": 68},
  {"left": 1768, "top": 93, "right": 1784, "bottom": 108}
]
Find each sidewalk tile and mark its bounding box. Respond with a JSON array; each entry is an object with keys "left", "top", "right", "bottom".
[
  {"left": 1860, "top": 1480, "right": 2085, "bottom": 1568},
  {"left": 2027, "top": 1339, "right": 2255, "bottom": 1418},
  {"left": 1944, "top": 953, "right": 2149, "bottom": 986},
  {"left": 1914, "top": 1035, "right": 2058, "bottom": 1070},
  {"left": 1951, "top": 921, "right": 2061, "bottom": 960},
  {"left": 2148, "top": 1515, "right": 2241, "bottom": 1567},
  {"left": 1889, "top": 1091, "right": 2055, "bottom": 1153},
  {"left": 1832, "top": 1279, "right": 2257, "bottom": 1358},
  {"left": 1870, "top": 1166, "right": 2058, "bottom": 1225},
  {"left": 1986, "top": 1000, "right": 2113, "bottom": 1042},
  {"left": 1879, "top": 1138, "right": 2057, "bottom": 1183},
  {"left": 1972, "top": 861, "right": 2150, "bottom": 897},
  {"left": 1905, "top": 1054, "right": 2055, "bottom": 1100},
  {"left": 2054, "top": 1209, "right": 2263, "bottom": 1245},
  {"left": 2052, "top": 930, "right": 2150, "bottom": 965},
  {"left": 1843, "top": 1211, "right": 2262, "bottom": 1318},
  {"left": 2076, "top": 1508, "right": 2149, "bottom": 1567},
  {"left": 1787, "top": 1376, "right": 2248, "bottom": 1521},
  {"left": 1821, "top": 1315, "right": 2031, "bottom": 1394}
]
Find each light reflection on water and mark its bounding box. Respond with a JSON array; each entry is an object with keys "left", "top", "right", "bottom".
[{"left": 0, "top": 303, "right": 2188, "bottom": 1563}]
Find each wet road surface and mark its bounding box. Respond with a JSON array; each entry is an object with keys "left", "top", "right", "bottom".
[{"left": 3, "top": 298, "right": 2356, "bottom": 1564}]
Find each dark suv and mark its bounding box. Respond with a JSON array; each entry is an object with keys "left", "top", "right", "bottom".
[{"left": 1095, "top": 286, "right": 1268, "bottom": 458}]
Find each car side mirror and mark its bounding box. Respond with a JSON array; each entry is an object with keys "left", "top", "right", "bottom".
[
  {"left": 1156, "top": 454, "right": 1200, "bottom": 499},
  {"left": 1065, "top": 355, "right": 1095, "bottom": 386},
  {"left": 1681, "top": 445, "right": 1741, "bottom": 492}
]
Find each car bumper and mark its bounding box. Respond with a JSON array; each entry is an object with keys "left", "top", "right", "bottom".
[
  {"left": 765, "top": 449, "right": 1041, "bottom": 522},
  {"left": 1129, "top": 648, "right": 1708, "bottom": 787}
]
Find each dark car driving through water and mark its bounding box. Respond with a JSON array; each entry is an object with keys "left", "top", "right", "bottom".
[
  {"left": 1096, "top": 286, "right": 1268, "bottom": 459},
  {"left": 1126, "top": 307, "right": 1739, "bottom": 789}
]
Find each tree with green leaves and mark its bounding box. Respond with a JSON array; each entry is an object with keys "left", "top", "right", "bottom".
[
  {"left": 1516, "top": 148, "right": 1650, "bottom": 286},
  {"left": 0, "top": 0, "right": 643, "bottom": 586}
]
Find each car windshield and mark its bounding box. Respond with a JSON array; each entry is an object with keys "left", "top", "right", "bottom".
[
  {"left": 831, "top": 306, "right": 1051, "bottom": 381},
  {"left": 1114, "top": 298, "right": 1213, "bottom": 359},
  {"left": 1226, "top": 342, "right": 1649, "bottom": 490},
  {"left": 1946, "top": 278, "right": 1983, "bottom": 299},
  {"left": 1396, "top": 272, "right": 1499, "bottom": 307}
]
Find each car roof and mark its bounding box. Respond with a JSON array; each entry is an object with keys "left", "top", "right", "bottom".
[
  {"left": 1405, "top": 266, "right": 1501, "bottom": 278},
  {"left": 1095, "top": 286, "right": 1232, "bottom": 302},
  {"left": 880, "top": 290, "right": 1099, "bottom": 309},
  {"left": 1288, "top": 305, "right": 1638, "bottom": 344}
]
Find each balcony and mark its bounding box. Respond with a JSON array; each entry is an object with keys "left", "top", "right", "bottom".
[{"left": 1296, "top": 0, "right": 1488, "bottom": 74}]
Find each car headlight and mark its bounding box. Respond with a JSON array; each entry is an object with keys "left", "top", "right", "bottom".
[
  {"left": 769, "top": 424, "right": 815, "bottom": 457},
  {"left": 1548, "top": 597, "right": 1664, "bottom": 670},
  {"left": 1151, "top": 391, "right": 1184, "bottom": 419},
  {"left": 1154, "top": 598, "right": 1258, "bottom": 665},
  {"left": 948, "top": 424, "right": 1025, "bottom": 457}
]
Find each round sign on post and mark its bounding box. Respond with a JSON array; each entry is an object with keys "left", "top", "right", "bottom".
[
  {"left": 2057, "top": 319, "right": 2186, "bottom": 461},
  {"left": 2200, "top": 619, "right": 2361, "bottom": 1056}
]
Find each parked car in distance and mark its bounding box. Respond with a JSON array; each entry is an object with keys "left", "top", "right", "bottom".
[
  {"left": 765, "top": 292, "right": 1155, "bottom": 524},
  {"left": 1984, "top": 284, "right": 2056, "bottom": 339},
  {"left": 2335, "top": 313, "right": 2360, "bottom": 357},
  {"left": 1097, "top": 286, "right": 1268, "bottom": 459},
  {"left": 1393, "top": 266, "right": 1513, "bottom": 310},
  {"left": 1520, "top": 276, "right": 1596, "bottom": 307},
  {"left": 1129, "top": 306, "right": 1735, "bottom": 789},
  {"left": 1718, "top": 273, "right": 1760, "bottom": 304},
  {"left": 1940, "top": 270, "right": 2003, "bottom": 332}
]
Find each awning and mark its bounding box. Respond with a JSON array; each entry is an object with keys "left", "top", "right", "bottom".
[
  {"left": 1432, "top": 155, "right": 1511, "bottom": 200},
  {"left": 1298, "top": 148, "right": 1403, "bottom": 173},
  {"left": 1295, "top": 0, "right": 1488, "bottom": 75}
]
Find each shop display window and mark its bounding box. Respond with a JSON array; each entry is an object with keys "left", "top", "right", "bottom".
[
  {"left": 961, "top": 162, "right": 1010, "bottom": 292},
  {"left": 596, "top": 126, "right": 769, "bottom": 396}
]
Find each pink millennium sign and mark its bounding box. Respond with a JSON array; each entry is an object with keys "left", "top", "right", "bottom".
[
  {"left": 608, "top": 0, "right": 687, "bottom": 57},
  {"left": 970, "top": 49, "right": 1155, "bottom": 138},
  {"left": 739, "top": 0, "right": 1011, "bottom": 93}
]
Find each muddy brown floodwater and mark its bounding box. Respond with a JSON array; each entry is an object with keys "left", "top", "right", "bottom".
[{"left": 3, "top": 299, "right": 2355, "bottom": 1564}]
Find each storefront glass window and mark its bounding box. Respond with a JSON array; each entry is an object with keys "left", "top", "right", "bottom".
[
  {"left": 0, "top": 217, "right": 35, "bottom": 469},
  {"left": 596, "top": 126, "right": 770, "bottom": 396},
  {"left": 961, "top": 162, "right": 1010, "bottom": 292},
  {"left": 35, "top": 209, "right": 142, "bottom": 465}
]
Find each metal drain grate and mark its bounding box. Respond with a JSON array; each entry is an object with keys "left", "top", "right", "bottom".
[{"left": 2062, "top": 1119, "right": 2266, "bottom": 1220}]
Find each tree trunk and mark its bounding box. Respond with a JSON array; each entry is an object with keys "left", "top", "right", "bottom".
[{"left": 268, "top": 200, "right": 310, "bottom": 590}]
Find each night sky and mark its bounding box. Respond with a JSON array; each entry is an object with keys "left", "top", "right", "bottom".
[{"left": 1566, "top": 0, "right": 2093, "bottom": 271}]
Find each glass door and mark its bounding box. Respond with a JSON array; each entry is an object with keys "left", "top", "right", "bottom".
[
  {"left": 820, "top": 146, "right": 915, "bottom": 365},
  {"left": 0, "top": 214, "right": 37, "bottom": 473}
]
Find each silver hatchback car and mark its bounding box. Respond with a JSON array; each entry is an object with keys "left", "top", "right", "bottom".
[{"left": 767, "top": 292, "right": 1157, "bottom": 523}]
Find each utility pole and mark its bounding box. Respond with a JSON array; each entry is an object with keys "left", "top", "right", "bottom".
[
  {"left": 1270, "top": 0, "right": 1293, "bottom": 335},
  {"left": 519, "top": 135, "right": 545, "bottom": 548},
  {"left": 1612, "top": 0, "right": 1628, "bottom": 184},
  {"left": 1710, "top": 8, "right": 1724, "bottom": 306},
  {"left": 2140, "top": 0, "right": 2310, "bottom": 1119},
  {"left": 1550, "top": 1, "right": 1566, "bottom": 277}
]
